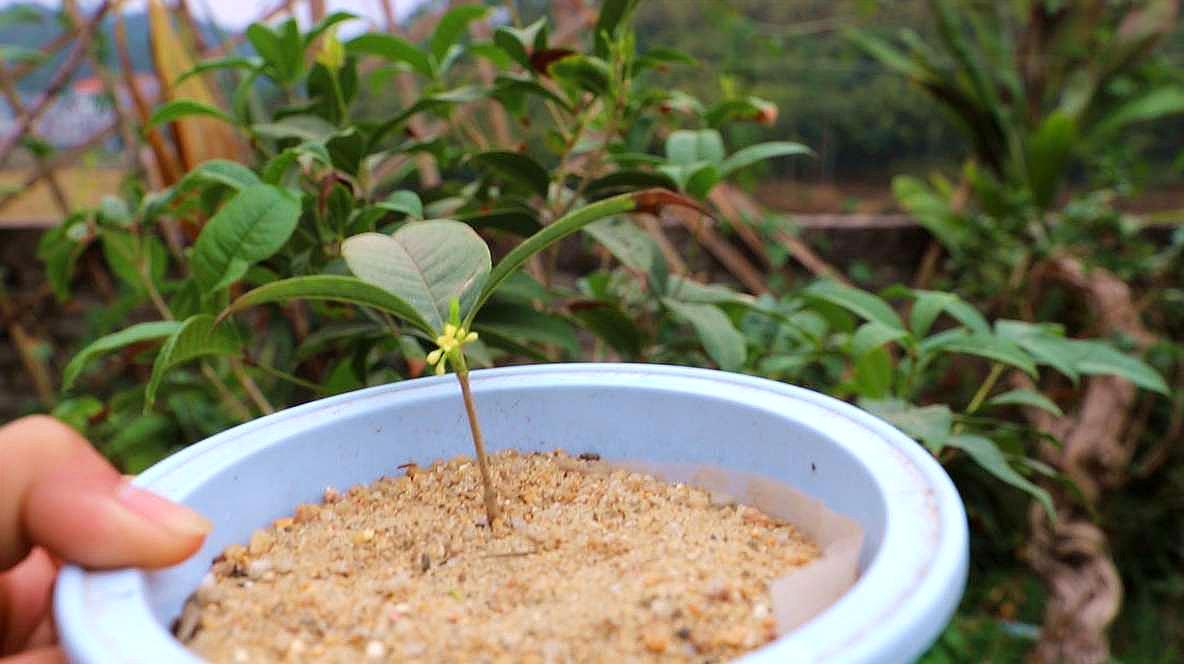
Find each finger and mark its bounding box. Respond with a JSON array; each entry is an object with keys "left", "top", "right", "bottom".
[
  {"left": 0, "top": 549, "right": 55, "bottom": 654},
  {"left": 21, "top": 618, "right": 55, "bottom": 652},
  {"left": 0, "top": 416, "right": 211, "bottom": 571},
  {"left": 0, "top": 646, "right": 65, "bottom": 664}
]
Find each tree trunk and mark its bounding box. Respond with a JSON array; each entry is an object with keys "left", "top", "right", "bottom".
[{"left": 1021, "top": 255, "right": 1155, "bottom": 663}]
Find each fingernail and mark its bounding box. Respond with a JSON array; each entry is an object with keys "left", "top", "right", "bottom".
[{"left": 116, "top": 481, "right": 213, "bottom": 537}]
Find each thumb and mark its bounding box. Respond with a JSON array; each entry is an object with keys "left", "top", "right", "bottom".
[
  {"left": 0, "top": 416, "right": 211, "bottom": 571},
  {"left": 0, "top": 646, "right": 66, "bottom": 664}
]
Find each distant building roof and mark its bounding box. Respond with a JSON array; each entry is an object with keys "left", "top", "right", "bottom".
[{"left": 70, "top": 73, "right": 159, "bottom": 98}]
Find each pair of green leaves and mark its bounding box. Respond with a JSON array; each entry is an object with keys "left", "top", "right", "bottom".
[
  {"left": 661, "top": 128, "right": 810, "bottom": 200},
  {"left": 220, "top": 190, "right": 689, "bottom": 350}
]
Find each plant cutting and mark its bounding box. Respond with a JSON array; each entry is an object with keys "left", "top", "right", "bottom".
[
  {"left": 179, "top": 200, "right": 883, "bottom": 659},
  {"left": 218, "top": 187, "right": 699, "bottom": 527}
]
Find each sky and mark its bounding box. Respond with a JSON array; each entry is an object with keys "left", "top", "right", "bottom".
[{"left": 3, "top": 0, "right": 430, "bottom": 30}]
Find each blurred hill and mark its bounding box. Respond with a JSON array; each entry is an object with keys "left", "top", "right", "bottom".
[{"left": 0, "top": 2, "right": 220, "bottom": 92}]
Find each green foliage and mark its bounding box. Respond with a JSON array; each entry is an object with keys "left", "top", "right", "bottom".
[
  {"left": 190, "top": 185, "right": 301, "bottom": 293},
  {"left": 45, "top": 5, "right": 767, "bottom": 471}
]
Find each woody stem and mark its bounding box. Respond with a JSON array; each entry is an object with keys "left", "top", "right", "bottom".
[{"left": 454, "top": 354, "right": 500, "bottom": 525}]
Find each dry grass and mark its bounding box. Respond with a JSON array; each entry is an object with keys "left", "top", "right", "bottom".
[{"left": 0, "top": 167, "right": 125, "bottom": 228}]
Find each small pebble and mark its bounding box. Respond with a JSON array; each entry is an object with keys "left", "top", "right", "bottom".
[{"left": 365, "top": 640, "right": 385, "bottom": 658}]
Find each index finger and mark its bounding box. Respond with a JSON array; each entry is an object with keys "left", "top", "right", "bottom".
[{"left": 0, "top": 416, "right": 210, "bottom": 571}]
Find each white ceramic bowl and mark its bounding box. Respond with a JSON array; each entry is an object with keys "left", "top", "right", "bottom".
[{"left": 55, "top": 364, "right": 967, "bottom": 663}]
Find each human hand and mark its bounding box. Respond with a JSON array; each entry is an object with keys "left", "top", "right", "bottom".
[{"left": 0, "top": 416, "right": 211, "bottom": 663}]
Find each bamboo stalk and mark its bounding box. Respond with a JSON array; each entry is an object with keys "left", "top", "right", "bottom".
[{"left": 114, "top": 8, "right": 183, "bottom": 185}]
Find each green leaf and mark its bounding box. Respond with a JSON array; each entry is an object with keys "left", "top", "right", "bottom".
[
  {"left": 940, "top": 296, "right": 991, "bottom": 336},
  {"left": 37, "top": 217, "right": 89, "bottom": 301},
  {"left": 594, "top": 0, "right": 638, "bottom": 56},
  {"left": 718, "top": 142, "right": 811, "bottom": 178},
  {"left": 584, "top": 217, "right": 656, "bottom": 272},
  {"left": 375, "top": 190, "right": 423, "bottom": 219},
  {"left": 910, "top": 289, "right": 990, "bottom": 336},
  {"left": 342, "top": 221, "right": 491, "bottom": 332},
  {"left": 909, "top": 291, "right": 948, "bottom": 338},
  {"left": 892, "top": 175, "right": 970, "bottom": 252},
  {"left": 475, "top": 301, "right": 578, "bottom": 356},
  {"left": 851, "top": 321, "right": 910, "bottom": 357},
  {"left": 469, "top": 192, "right": 645, "bottom": 324},
  {"left": 635, "top": 47, "right": 696, "bottom": 72},
  {"left": 326, "top": 128, "right": 366, "bottom": 175},
  {"left": 491, "top": 73, "right": 573, "bottom": 113},
  {"left": 247, "top": 20, "right": 302, "bottom": 82},
  {"left": 684, "top": 163, "right": 722, "bottom": 199},
  {"left": 146, "top": 99, "right": 235, "bottom": 130},
  {"left": 303, "top": 11, "right": 357, "bottom": 47},
  {"left": 853, "top": 346, "right": 894, "bottom": 398},
  {"left": 939, "top": 333, "right": 1038, "bottom": 377},
  {"left": 63, "top": 321, "right": 183, "bottom": 391},
  {"left": 457, "top": 208, "right": 541, "bottom": 236},
  {"left": 805, "top": 280, "right": 905, "bottom": 330},
  {"left": 98, "top": 197, "right": 132, "bottom": 227},
  {"left": 191, "top": 185, "right": 302, "bottom": 293},
  {"left": 430, "top": 4, "right": 488, "bottom": 65},
  {"left": 549, "top": 54, "right": 612, "bottom": 96},
  {"left": 147, "top": 315, "right": 242, "bottom": 407},
  {"left": 1067, "top": 341, "right": 1170, "bottom": 395},
  {"left": 665, "top": 276, "right": 755, "bottom": 307},
  {"left": 987, "top": 389, "right": 1064, "bottom": 417},
  {"left": 367, "top": 86, "right": 485, "bottom": 148},
  {"left": 1024, "top": 111, "right": 1077, "bottom": 210},
  {"left": 494, "top": 17, "right": 546, "bottom": 68},
  {"left": 346, "top": 33, "right": 433, "bottom": 78},
  {"left": 994, "top": 320, "right": 1079, "bottom": 381},
  {"left": 702, "top": 95, "right": 778, "bottom": 128},
  {"left": 98, "top": 229, "right": 154, "bottom": 291},
  {"left": 947, "top": 433, "right": 1054, "bottom": 518},
  {"left": 569, "top": 300, "right": 642, "bottom": 358},
  {"left": 861, "top": 398, "right": 953, "bottom": 453},
  {"left": 663, "top": 299, "right": 745, "bottom": 371},
  {"left": 1090, "top": 86, "right": 1184, "bottom": 142},
  {"left": 51, "top": 396, "right": 103, "bottom": 431},
  {"left": 584, "top": 170, "right": 679, "bottom": 199},
  {"left": 175, "top": 55, "right": 262, "bottom": 86},
  {"left": 252, "top": 114, "right": 336, "bottom": 142},
  {"left": 176, "top": 158, "right": 261, "bottom": 191},
  {"left": 106, "top": 414, "right": 173, "bottom": 470},
  {"left": 222, "top": 275, "right": 431, "bottom": 334},
  {"left": 666, "top": 129, "right": 725, "bottom": 166},
  {"left": 470, "top": 150, "right": 550, "bottom": 198},
  {"left": 845, "top": 28, "right": 930, "bottom": 81}
]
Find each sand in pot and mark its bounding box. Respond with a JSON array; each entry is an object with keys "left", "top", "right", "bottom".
[{"left": 178, "top": 450, "right": 820, "bottom": 663}]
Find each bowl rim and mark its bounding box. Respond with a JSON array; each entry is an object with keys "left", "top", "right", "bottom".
[{"left": 55, "top": 363, "right": 968, "bottom": 664}]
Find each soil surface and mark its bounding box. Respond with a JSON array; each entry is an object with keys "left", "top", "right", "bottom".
[{"left": 179, "top": 450, "right": 819, "bottom": 663}]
